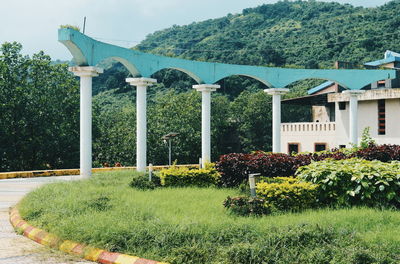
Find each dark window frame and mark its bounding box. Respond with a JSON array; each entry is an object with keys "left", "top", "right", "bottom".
[
  {"left": 339, "top": 102, "right": 346, "bottom": 110},
  {"left": 314, "top": 143, "right": 327, "bottom": 152},
  {"left": 288, "top": 143, "right": 300, "bottom": 154}
]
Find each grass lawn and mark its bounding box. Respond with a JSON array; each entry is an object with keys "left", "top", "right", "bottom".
[{"left": 19, "top": 171, "right": 400, "bottom": 264}]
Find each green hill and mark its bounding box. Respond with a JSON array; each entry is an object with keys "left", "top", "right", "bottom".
[
  {"left": 94, "top": 0, "right": 400, "bottom": 97},
  {"left": 136, "top": 0, "right": 400, "bottom": 68}
]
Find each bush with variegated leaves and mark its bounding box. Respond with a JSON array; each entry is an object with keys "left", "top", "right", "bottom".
[{"left": 296, "top": 158, "right": 400, "bottom": 208}]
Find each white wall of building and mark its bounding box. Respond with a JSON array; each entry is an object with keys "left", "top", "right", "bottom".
[
  {"left": 281, "top": 94, "right": 400, "bottom": 153},
  {"left": 281, "top": 122, "right": 336, "bottom": 153}
]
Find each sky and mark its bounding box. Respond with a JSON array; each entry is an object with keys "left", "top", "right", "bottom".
[{"left": 0, "top": 0, "right": 392, "bottom": 60}]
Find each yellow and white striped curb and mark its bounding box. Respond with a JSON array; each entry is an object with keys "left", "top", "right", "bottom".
[
  {"left": 0, "top": 165, "right": 198, "bottom": 180},
  {"left": 10, "top": 207, "right": 168, "bottom": 264}
]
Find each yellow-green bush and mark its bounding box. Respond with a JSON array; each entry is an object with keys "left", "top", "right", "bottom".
[
  {"left": 159, "top": 163, "right": 220, "bottom": 187},
  {"left": 256, "top": 177, "right": 319, "bottom": 211}
]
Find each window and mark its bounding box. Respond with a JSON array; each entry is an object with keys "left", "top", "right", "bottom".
[
  {"left": 328, "top": 104, "right": 336, "bottom": 122},
  {"left": 339, "top": 102, "right": 346, "bottom": 110},
  {"left": 288, "top": 143, "right": 299, "bottom": 154},
  {"left": 377, "top": 80, "right": 386, "bottom": 88},
  {"left": 315, "top": 143, "right": 327, "bottom": 152},
  {"left": 378, "top": 99, "right": 385, "bottom": 135}
]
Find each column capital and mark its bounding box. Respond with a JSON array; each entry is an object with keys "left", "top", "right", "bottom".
[
  {"left": 126, "top": 77, "right": 157, "bottom": 87},
  {"left": 193, "top": 84, "right": 220, "bottom": 92},
  {"left": 342, "top": 90, "right": 365, "bottom": 97},
  {"left": 69, "top": 66, "right": 103, "bottom": 77},
  {"left": 264, "top": 88, "right": 289, "bottom": 95}
]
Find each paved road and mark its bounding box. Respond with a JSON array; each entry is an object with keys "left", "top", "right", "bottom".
[{"left": 0, "top": 176, "right": 93, "bottom": 264}]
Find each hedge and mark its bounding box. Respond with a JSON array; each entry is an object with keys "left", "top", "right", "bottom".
[
  {"left": 216, "top": 144, "right": 400, "bottom": 187},
  {"left": 159, "top": 164, "right": 220, "bottom": 187},
  {"left": 256, "top": 177, "right": 319, "bottom": 211}
]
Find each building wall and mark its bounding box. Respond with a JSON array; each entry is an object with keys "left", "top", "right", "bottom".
[
  {"left": 376, "top": 98, "right": 400, "bottom": 144},
  {"left": 281, "top": 96, "right": 400, "bottom": 153},
  {"left": 335, "top": 98, "right": 400, "bottom": 146},
  {"left": 312, "top": 106, "right": 330, "bottom": 122},
  {"left": 281, "top": 123, "right": 336, "bottom": 153}
]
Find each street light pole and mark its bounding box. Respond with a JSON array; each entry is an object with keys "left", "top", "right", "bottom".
[
  {"left": 162, "top": 132, "right": 179, "bottom": 166},
  {"left": 168, "top": 138, "right": 172, "bottom": 166}
]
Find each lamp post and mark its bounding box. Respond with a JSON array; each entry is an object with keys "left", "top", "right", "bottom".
[{"left": 162, "top": 132, "right": 179, "bottom": 166}]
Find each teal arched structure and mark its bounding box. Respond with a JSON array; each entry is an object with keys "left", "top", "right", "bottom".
[{"left": 59, "top": 28, "right": 396, "bottom": 90}]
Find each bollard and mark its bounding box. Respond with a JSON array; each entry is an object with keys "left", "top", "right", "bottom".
[
  {"left": 248, "top": 173, "right": 260, "bottom": 197},
  {"left": 148, "top": 163, "right": 153, "bottom": 181},
  {"left": 199, "top": 158, "right": 202, "bottom": 169}
]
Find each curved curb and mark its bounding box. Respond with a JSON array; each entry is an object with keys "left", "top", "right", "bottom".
[{"left": 9, "top": 207, "right": 168, "bottom": 264}]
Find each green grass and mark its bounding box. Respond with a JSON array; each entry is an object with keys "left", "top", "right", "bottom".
[{"left": 19, "top": 171, "right": 400, "bottom": 264}]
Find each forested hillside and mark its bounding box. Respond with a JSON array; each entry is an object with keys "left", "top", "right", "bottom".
[
  {"left": 136, "top": 0, "right": 400, "bottom": 68},
  {"left": 94, "top": 0, "right": 400, "bottom": 97}
]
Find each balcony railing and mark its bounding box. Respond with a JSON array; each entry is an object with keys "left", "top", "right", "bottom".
[{"left": 282, "top": 122, "right": 336, "bottom": 133}]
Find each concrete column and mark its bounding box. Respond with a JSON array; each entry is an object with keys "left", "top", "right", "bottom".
[
  {"left": 193, "top": 84, "right": 220, "bottom": 167},
  {"left": 343, "top": 90, "right": 365, "bottom": 146},
  {"left": 69, "top": 66, "right": 103, "bottom": 178},
  {"left": 126, "top": 77, "right": 157, "bottom": 172},
  {"left": 264, "top": 88, "right": 289, "bottom": 153}
]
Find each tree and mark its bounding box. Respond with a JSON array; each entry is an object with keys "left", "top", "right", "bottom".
[
  {"left": 0, "top": 42, "right": 79, "bottom": 171},
  {"left": 230, "top": 91, "right": 273, "bottom": 152}
]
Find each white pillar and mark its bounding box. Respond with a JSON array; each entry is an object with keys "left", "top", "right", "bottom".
[
  {"left": 343, "top": 90, "right": 365, "bottom": 146},
  {"left": 69, "top": 66, "right": 103, "bottom": 178},
  {"left": 264, "top": 88, "right": 289, "bottom": 153},
  {"left": 126, "top": 77, "right": 157, "bottom": 172},
  {"left": 193, "top": 84, "right": 220, "bottom": 167}
]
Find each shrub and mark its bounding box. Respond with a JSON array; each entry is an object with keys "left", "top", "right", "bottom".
[
  {"left": 216, "top": 153, "right": 252, "bottom": 187},
  {"left": 248, "top": 152, "right": 298, "bottom": 177},
  {"left": 223, "top": 196, "right": 270, "bottom": 216},
  {"left": 130, "top": 173, "right": 161, "bottom": 190},
  {"left": 355, "top": 144, "right": 400, "bottom": 162},
  {"left": 159, "top": 163, "right": 220, "bottom": 187},
  {"left": 217, "top": 152, "right": 302, "bottom": 187},
  {"left": 217, "top": 144, "right": 400, "bottom": 187},
  {"left": 296, "top": 158, "right": 400, "bottom": 207},
  {"left": 256, "top": 177, "right": 319, "bottom": 211},
  {"left": 59, "top": 24, "right": 80, "bottom": 31},
  {"left": 225, "top": 177, "right": 319, "bottom": 216},
  {"left": 359, "top": 127, "right": 376, "bottom": 149}
]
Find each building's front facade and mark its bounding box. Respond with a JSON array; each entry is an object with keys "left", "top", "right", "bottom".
[{"left": 281, "top": 51, "right": 400, "bottom": 153}]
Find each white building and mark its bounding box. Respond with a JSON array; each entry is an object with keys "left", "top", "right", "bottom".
[{"left": 281, "top": 51, "right": 400, "bottom": 153}]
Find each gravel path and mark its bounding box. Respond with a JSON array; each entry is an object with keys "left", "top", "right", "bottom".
[{"left": 0, "top": 176, "right": 93, "bottom": 264}]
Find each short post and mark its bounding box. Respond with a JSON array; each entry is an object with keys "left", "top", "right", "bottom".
[
  {"left": 148, "top": 163, "right": 153, "bottom": 181},
  {"left": 248, "top": 173, "right": 260, "bottom": 197},
  {"left": 199, "top": 158, "right": 202, "bottom": 169}
]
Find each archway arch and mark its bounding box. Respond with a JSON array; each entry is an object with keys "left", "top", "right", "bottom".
[{"left": 215, "top": 74, "right": 271, "bottom": 99}]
